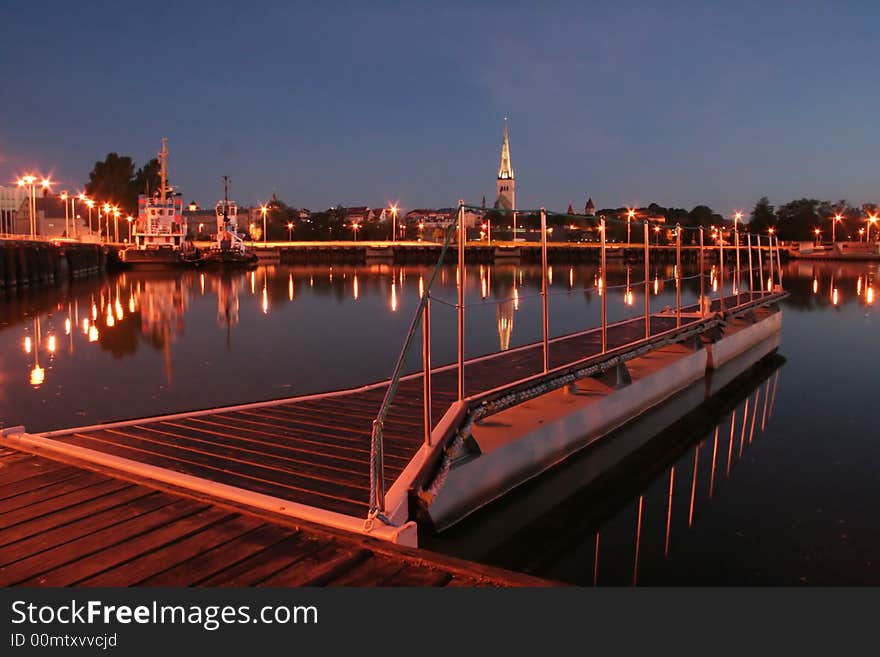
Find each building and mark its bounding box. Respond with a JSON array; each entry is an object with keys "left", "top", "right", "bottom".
[
  {"left": 0, "top": 186, "right": 31, "bottom": 234},
  {"left": 495, "top": 118, "right": 515, "bottom": 211},
  {"left": 584, "top": 197, "right": 596, "bottom": 216},
  {"left": 15, "top": 196, "right": 72, "bottom": 237}
]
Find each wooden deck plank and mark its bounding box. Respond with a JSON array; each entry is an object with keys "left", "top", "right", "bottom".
[
  {"left": 0, "top": 477, "right": 131, "bottom": 527},
  {"left": 19, "top": 506, "right": 236, "bottom": 586},
  {"left": 0, "top": 499, "right": 208, "bottom": 585},
  {"left": 62, "top": 430, "right": 371, "bottom": 507},
  {"left": 0, "top": 466, "right": 86, "bottom": 501},
  {"left": 0, "top": 487, "right": 152, "bottom": 551},
  {"left": 0, "top": 470, "right": 110, "bottom": 512},
  {"left": 197, "top": 533, "right": 321, "bottom": 586},
  {"left": 258, "top": 544, "right": 372, "bottom": 587},
  {"left": 89, "top": 520, "right": 278, "bottom": 587}
]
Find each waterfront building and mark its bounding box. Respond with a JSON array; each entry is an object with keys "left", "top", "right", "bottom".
[
  {"left": 15, "top": 196, "right": 73, "bottom": 237},
  {"left": 584, "top": 197, "right": 596, "bottom": 216},
  {"left": 495, "top": 118, "right": 515, "bottom": 211},
  {"left": 0, "top": 185, "right": 30, "bottom": 233}
]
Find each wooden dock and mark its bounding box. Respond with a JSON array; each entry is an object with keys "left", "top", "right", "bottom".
[
  {"left": 0, "top": 447, "right": 551, "bottom": 587},
  {"left": 2, "top": 282, "right": 786, "bottom": 547}
]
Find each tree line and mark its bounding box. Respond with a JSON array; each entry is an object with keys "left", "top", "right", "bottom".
[{"left": 84, "top": 152, "right": 878, "bottom": 242}]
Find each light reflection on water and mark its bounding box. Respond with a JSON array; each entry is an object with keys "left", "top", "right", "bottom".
[
  {"left": 0, "top": 259, "right": 879, "bottom": 583},
  {"left": 0, "top": 261, "right": 706, "bottom": 432}
]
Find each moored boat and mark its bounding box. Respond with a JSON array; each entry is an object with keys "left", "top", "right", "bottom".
[
  {"left": 120, "top": 138, "right": 201, "bottom": 268},
  {"left": 199, "top": 176, "right": 257, "bottom": 268}
]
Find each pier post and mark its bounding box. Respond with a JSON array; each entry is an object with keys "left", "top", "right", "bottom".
[
  {"left": 644, "top": 222, "right": 650, "bottom": 339},
  {"left": 699, "top": 227, "right": 705, "bottom": 315},
  {"left": 747, "top": 233, "right": 754, "bottom": 300},
  {"left": 757, "top": 234, "right": 764, "bottom": 295},
  {"left": 775, "top": 235, "right": 783, "bottom": 289},
  {"left": 457, "top": 201, "right": 465, "bottom": 400},
  {"left": 541, "top": 207, "right": 549, "bottom": 372},
  {"left": 423, "top": 294, "right": 432, "bottom": 446},
  {"left": 719, "top": 225, "right": 725, "bottom": 312},
  {"left": 768, "top": 234, "right": 774, "bottom": 294},
  {"left": 600, "top": 218, "right": 607, "bottom": 353},
  {"left": 675, "top": 223, "right": 681, "bottom": 327},
  {"left": 734, "top": 216, "right": 741, "bottom": 305}
]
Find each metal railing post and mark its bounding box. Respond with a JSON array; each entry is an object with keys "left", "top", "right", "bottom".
[
  {"left": 775, "top": 236, "right": 783, "bottom": 289},
  {"left": 600, "top": 218, "right": 607, "bottom": 353},
  {"left": 719, "top": 225, "right": 725, "bottom": 312},
  {"left": 644, "top": 222, "right": 650, "bottom": 339},
  {"left": 457, "top": 201, "right": 465, "bottom": 400},
  {"left": 747, "top": 233, "right": 754, "bottom": 300},
  {"left": 422, "top": 294, "right": 432, "bottom": 446},
  {"left": 541, "top": 207, "right": 549, "bottom": 372},
  {"left": 699, "top": 227, "right": 705, "bottom": 315},
  {"left": 675, "top": 223, "right": 681, "bottom": 327},
  {"left": 734, "top": 219, "right": 741, "bottom": 306},
  {"left": 757, "top": 234, "right": 764, "bottom": 295},
  {"left": 768, "top": 234, "right": 775, "bottom": 293}
]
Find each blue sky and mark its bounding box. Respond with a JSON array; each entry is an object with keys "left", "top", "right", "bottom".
[{"left": 1, "top": 1, "right": 878, "bottom": 214}]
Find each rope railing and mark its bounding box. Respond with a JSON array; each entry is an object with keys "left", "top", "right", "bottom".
[{"left": 365, "top": 201, "right": 786, "bottom": 532}]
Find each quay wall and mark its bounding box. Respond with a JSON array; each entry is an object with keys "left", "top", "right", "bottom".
[
  {"left": 0, "top": 240, "right": 110, "bottom": 291},
  {"left": 266, "top": 243, "right": 768, "bottom": 265}
]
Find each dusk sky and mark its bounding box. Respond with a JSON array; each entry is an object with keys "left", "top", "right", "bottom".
[{"left": 2, "top": 1, "right": 878, "bottom": 214}]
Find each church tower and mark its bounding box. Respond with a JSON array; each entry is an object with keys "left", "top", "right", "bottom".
[{"left": 495, "top": 118, "right": 515, "bottom": 211}]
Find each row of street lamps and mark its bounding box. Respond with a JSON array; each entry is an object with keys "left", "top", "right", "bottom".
[{"left": 15, "top": 173, "right": 136, "bottom": 242}]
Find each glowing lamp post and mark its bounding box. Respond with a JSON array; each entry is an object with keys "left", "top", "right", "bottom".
[
  {"left": 833, "top": 213, "right": 843, "bottom": 243},
  {"left": 859, "top": 227, "right": 865, "bottom": 242},
  {"left": 126, "top": 215, "right": 133, "bottom": 241},
  {"left": 390, "top": 204, "right": 399, "bottom": 242},
  {"left": 287, "top": 222, "right": 294, "bottom": 241},
  {"left": 868, "top": 215, "right": 878, "bottom": 243},
  {"left": 627, "top": 208, "right": 635, "bottom": 244},
  {"left": 260, "top": 205, "right": 268, "bottom": 244},
  {"left": 653, "top": 224, "right": 661, "bottom": 246},
  {"left": 113, "top": 207, "right": 121, "bottom": 243},
  {"left": 814, "top": 228, "right": 821, "bottom": 245},
  {"left": 85, "top": 199, "right": 95, "bottom": 235},
  {"left": 352, "top": 222, "right": 360, "bottom": 241}
]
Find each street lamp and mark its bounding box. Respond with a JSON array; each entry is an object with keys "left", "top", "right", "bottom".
[
  {"left": 260, "top": 205, "right": 268, "bottom": 244},
  {"left": 113, "top": 207, "right": 121, "bottom": 243},
  {"left": 102, "top": 203, "right": 111, "bottom": 240},
  {"left": 859, "top": 227, "right": 865, "bottom": 242},
  {"left": 814, "top": 227, "right": 821, "bottom": 245},
  {"left": 287, "top": 222, "right": 294, "bottom": 241},
  {"left": 84, "top": 199, "right": 95, "bottom": 235},
  {"left": 390, "top": 204, "right": 399, "bottom": 242},
  {"left": 627, "top": 208, "right": 635, "bottom": 244},
  {"left": 60, "top": 191, "right": 70, "bottom": 237},
  {"left": 868, "top": 215, "right": 878, "bottom": 243},
  {"left": 833, "top": 213, "right": 843, "bottom": 243},
  {"left": 653, "top": 224, "right": 661, "bottom": 246},
  {"left": 352, "top": 222, "right": 360, "bottom": 241},
  {"left": 16, "top": 175, "right": 50, "bottom": 238},
  {"left": 126, "top": 216, "right": 133, "bottom": 241}
]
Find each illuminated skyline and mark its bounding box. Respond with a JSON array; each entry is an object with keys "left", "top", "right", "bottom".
[{"left": 2, "top": 2, "right": 879, "bottom": 213}]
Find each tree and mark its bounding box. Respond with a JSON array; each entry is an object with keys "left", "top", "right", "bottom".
[
  {"left": 689, "top": 205, "right": 715, "bottom": 228},
  {"left": 132, "top": 158, "right": 161, "bottom": 199},
  {"left": 749, "top": 197, "right": 776, "bottom": 235},
  {"left": 777, "top": 199, "right": 821, "bottom": 241},
  {"left": 85, "top": 153, "right": 136, "bottom": 214}
]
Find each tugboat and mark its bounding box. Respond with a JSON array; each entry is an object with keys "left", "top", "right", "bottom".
[
  {"left": 121, "top": 138, "right": 201, "bottom": 267},
  {"left": 200, "top": 176, "right": 257, "bottom": 268}
]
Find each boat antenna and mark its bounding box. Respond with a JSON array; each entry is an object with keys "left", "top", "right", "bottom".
[
  {"left": 159, "top": 137, "right": 168, "bottom": 203},
  {"left": 222, "top": 175, "right": 229, "bottom": 225}
]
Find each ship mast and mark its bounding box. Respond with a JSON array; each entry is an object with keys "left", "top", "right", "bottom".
[
  {"left": 222, "top": 175, "right": 229, "bottom": 224},
  {"left": 159, "top": 137, "right": 168, "bottom": 203}
]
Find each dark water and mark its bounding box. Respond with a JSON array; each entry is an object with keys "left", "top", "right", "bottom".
[{"left": 1, "top": 259, "right": 877, "bottom": 584}]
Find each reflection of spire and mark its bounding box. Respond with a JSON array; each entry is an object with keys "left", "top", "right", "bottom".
[{"left": 497, "top": 297, "right": 514, "bottom": 350}]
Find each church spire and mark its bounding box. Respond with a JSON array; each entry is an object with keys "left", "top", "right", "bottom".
[
  {"left": 495, "top": 118, "right": 516, "bottom": 211},
  {"left": 498, "top": 117, "right": 514, "bottom": 180}
]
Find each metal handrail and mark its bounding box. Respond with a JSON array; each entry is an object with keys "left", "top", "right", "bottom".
[
  {"left": 366, "top": 205, "right": 460, "bottom": 526},
  {"left": 365, "top": 202, "right": 788, "bottom": 529}
]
